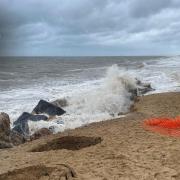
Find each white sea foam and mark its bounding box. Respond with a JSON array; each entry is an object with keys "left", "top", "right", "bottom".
[
  {"left": 134, "top": 57, "right": 180, "bottom": 94},
  {"left": 28, "top": 65, "right": 138, "bottom": 134}
]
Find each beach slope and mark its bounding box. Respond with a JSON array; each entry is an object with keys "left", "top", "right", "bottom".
[{"left": 0, "top": 92, "right": 180, "bottom": 180}]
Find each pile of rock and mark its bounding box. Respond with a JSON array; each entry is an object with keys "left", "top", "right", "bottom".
[
  {"left": 129, "top": 79, "right": 154, "bottom": 100},
  {"left": 0, "top": 100, "right": 66, "bottom": 149},
  {"left": 0, "top": 113, "right": 25, "bottom": 148}
]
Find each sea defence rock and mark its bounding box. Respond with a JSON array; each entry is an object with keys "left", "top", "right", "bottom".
[
  {"left": 129, "top": 80, "right": 154, "bottom": 100},
  {"left": 0, "top": 112, "right": 12, "bottom": 148},
  {"left": 137, "top": 81, "right": 154, "bottom": 95},
  {"left": 9, "top": 130, "right": 26, "bottom": 146},
  {"left": 0, "top": 112, "right": 25, "bottom": 149},
  {"left": 14, "top": 112, "right": 48, "bottom": 125},
  {"left": 32, "top": 100, "right": 66, "bottom": 116},
  {"left": 136, "top": 79, "right": 154, "bottom": 94},
  {"left": 0, "top": 112, "right": 10, "bottom": 137},
  {"left": 13, "top": 112, "right": 48, "bottom": 136},
  {"left": 51, "top": 98, "right": 68, "bottom": 107},
  {"left": 12, "top": 123, "right": 29, "bottom": 137}
]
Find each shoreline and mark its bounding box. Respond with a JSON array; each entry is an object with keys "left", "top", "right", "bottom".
[{"left": 0, "top": 92, "right": 180, "bottom": 179}]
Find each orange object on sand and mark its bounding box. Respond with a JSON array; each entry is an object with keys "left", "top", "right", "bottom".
[{"left": 143, "top": 116, "right": 180, "bottom": 137}]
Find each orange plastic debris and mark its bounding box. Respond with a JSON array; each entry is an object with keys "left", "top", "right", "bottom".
[{"left": 143, "top": 116, "right": 180, "bottom": 137}]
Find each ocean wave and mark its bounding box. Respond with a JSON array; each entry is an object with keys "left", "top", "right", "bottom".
[
  {"left": 28, "top": 65, "right": 138, "bottom": 134},
  {"left": 0, "top": 56, "right": 180, "bottom": 135}
]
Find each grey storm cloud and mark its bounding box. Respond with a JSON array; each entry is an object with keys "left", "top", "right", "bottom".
[{"left": 0, "top": 0, "right": 180, "bottom": 56}]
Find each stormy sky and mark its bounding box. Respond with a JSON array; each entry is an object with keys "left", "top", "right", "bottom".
[{"left": 0, "top": 0, "right": 180, "bottom": 56}]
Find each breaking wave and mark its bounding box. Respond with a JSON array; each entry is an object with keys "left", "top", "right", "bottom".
[
  {"left": 1, "top": 56, "right": 180, "bottom": 135},
  {"left": 29, "top": 65, "right": 138, "bottom": 134}
]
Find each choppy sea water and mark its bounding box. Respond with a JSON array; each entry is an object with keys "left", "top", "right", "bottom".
[{"left": 0, "top": 56, "right": 180, "bottom": 133}]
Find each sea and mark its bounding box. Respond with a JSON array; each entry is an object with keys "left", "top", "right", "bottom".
[{"left": 0, "top": 56, "right": 180, "bottom": 134}]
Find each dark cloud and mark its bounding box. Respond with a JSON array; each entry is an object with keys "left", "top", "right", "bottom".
[
  {"left": 0, "top": 0, "right": 180, "bottom": 56},
  {"left": 130, "top": 0, "right": 172, "bottom": 18}
]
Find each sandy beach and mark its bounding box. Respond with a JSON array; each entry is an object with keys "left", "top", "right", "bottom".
[
  {"left": 0, "top": 92, "right": 180, "bottom": 180},
  {"left": 1, "top": 0, "right": 180, "bottom": 179}
]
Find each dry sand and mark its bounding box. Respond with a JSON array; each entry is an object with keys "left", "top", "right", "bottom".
[{"left": 0, "top": 92, "right": 180, "bottom": 180}]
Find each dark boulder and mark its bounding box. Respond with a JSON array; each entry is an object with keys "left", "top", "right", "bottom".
[
  {"left": 130, "top": 80, "right": 154, "bottom": 99},
  {"left": 30, "top": 128, "right": 53, "bottom": 141},
  {"left": 0, "top": 113, "right": 12, "bottom": 148},
  {"left": 137, "top": 82, "right": 154, "bottom": 95},
  {"left": 0, "top": 112, "right": 10, "bottom": 137},
  {"left": 31, "top": 114, "right": 48, "bottom": 121},
  {"left": 51, "top": 98, "right": 68, "bottom": 107},
  {"left": 12, "top": 123, "right": 29, "bottom": 137},
  {"left": 0, "top": 112, "right": 11, "bottom": 142},
  {"left": 13, "top": 112, "right": 48, "bottom": 137},
  {"left": 14, "top": 112, "right": 48, "bottom": 126},
  {"left": 129, "top": 89, "right": 138, "bottom": 100},
  {"left": 32, "top": 100, "right": 66, "bottom": 116},
  {"left": 138, "top": 87, "right": 153, "bottom": 95},
  {"left": 9, "top": 130, "right": 26, "bottom": 145},
  {"left": 0, "top": 112, "right": 27, "bottom": 149}
]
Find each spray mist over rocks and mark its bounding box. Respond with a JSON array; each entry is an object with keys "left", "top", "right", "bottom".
[
  {"left": 68, "top": 64, "right": 137, "bottom": 115},
  {"left": 29, "top": 64, "right": 144, "bottom": 134}
]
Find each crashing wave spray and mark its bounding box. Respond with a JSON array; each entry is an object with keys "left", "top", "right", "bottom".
[
  {"left": 29, "top": 65, "right": 138, "bottom": 134},
  {"left": 68, "top": 64, "right": 137, "bottom": 115}
]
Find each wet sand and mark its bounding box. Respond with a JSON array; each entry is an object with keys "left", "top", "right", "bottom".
[{"left": 0, "top": 92, "right": 180, "bottom": 180}]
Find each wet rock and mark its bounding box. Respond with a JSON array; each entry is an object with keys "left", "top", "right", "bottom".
[
  {"left": 0, "top": 112, "right": 26, "bottom": 148},
  {"left": 0, "top": 113, "right": 11, "bottom": 146},
  {"left": 129, "top": 89, "right": 138, "bottom": 100},
  {"left": 137, "top": 81, "right": 154, "bottom": 95},
  {"left": 136, "top": 79, "right": 142, "bottom": 85},
  {"left": 137, "top": 82, "right": 154, "bottom": 95},
  {"left": 10, "top": 130, "right": 26, "bottom": 145},
  {"left": 0, "top": 112, "right": 10, "bottom": 137},
  {"left": 138, "top": 87, "right": 152, "bottom": 95},
  {"left": 14, "top": 112, "right": 48, "bottom": 125},
  {"left": 13, "top": 112, "right": 30, "bottom": 136},
  {"left": 32, "top": 100, "right": 66, "bottom": 116},
  {"left": 49, "top": 126, "right": 56, "bottom": 132},
  {"left": 12, "top": 122, "right": 29, "bottom": 137},
  {"left": 129, "top": 80, "right": 154, "bottom": 99},
  {"left": 142, "top": 82, "right": 152, "bottom": 89},
  {"left": 13, "top": 112, "right": 48, "bottom": 137},
  {"left": 30, "top": 128, "right": 53, "bottom": 141},
  {"left": 52, "top": 98, "right": 68, "bottom": 107}
]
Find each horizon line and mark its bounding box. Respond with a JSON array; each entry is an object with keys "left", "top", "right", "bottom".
[{"left": 0, "top": 55, "right": 178, "bottom": 58}]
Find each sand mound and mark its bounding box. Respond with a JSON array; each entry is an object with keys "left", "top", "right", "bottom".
[
  {"left": 0, "top": 164, "right": 77, "bottom": 180},
  {"left": 31, "top": 136, "right": 102, "bottom": 152}
]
